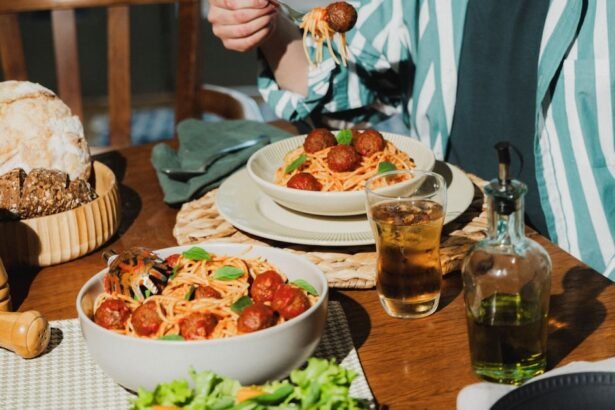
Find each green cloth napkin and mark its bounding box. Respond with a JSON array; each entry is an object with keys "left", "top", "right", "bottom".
[{"left": 151, "top": 119, "right": 292, "bottom": 204}]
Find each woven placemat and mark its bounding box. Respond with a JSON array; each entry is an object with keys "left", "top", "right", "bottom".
[
  {"left": 173, "top": 175, "right": 488, "bottom": 289},
  {"left": 0, "top": 301, "right": 371, "bottom": 410}
]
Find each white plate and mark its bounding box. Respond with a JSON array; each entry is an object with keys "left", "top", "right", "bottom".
[{"left": 216, "top": 161, "right": 474, "bottom": 247}]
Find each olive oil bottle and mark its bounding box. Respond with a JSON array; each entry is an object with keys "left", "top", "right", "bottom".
[{"left": 462, "top": 143, "right": 551, "bottom": 385}]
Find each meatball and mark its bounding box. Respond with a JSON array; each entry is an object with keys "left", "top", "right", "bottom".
[
  {"left": 195, "top": 285, "right": 222, "bottom": 299},
  {"left": 237, "top": 303, "right": 277, "bottom": 333},
  {"left": 131, "top": 302, "right": 162, "bottom": 337},
  {"left": 179, "top": 312, "right": 219, "bottom": 340},
  {"left": 351, "top": 129, "right": 363, "bottom": 140},
  {"left": 353, "top": 129, "right": 385, "bottom": 156},
  {"left": 326, "top": 144, "right": 361, "bottom": 172},
  {"left": 286, "top": 172, "right": 322, "bottom": 191},
  {"left": 271, "top": 285, "right": 311, "bottom": 320},
  {"left": 250, "top": 270, "right": 285, "bottom": 303},
  {"left": 94, "top": 299, "right": 131, "bottom": 330},
  {"left": 164, "top": 253, "right": 180, "bottom": 267},
  {"left": 303, "top": 128, "right": 337, "bottom": 153},
  {"left": 326, "top": 2, "right": 358, "bottom": 33}
]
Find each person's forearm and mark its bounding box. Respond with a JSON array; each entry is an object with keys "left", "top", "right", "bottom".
[{"left": 260, "top": 14, "right": 308, "bottom": 96}]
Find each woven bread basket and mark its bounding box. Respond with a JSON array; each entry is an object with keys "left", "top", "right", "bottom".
[{"left": 0, "top": 161, "right": 120, "bottom": 267}]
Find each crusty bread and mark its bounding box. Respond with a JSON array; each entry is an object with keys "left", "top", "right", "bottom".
[
  {"left": 0, "top": 168, "right": 26, "bottom": 220},
  {"left": 0, "top": 167, "right": 97, "bottom": 220},
  {"left": 0, "top": 81, "right": 91, "bottom": 181}
]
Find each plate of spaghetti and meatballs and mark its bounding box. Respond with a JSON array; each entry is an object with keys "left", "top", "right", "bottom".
[
  {"left": 247, "top": 129, "right": 435, "bottom": 216},
  {"left": 77, "top": 243, "right": 328, "bottom": 392},
  {"left": 218, "top": 161, "right": 473, "bottom": 247}
]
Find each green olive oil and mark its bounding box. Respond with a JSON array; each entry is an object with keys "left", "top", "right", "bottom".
[{"left": 466, "top": 293, "right": 547, "bottom": 385}]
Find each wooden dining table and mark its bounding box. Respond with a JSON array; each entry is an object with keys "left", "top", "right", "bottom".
[{"left": 6, "top": 138, "right": 615, "bottom": 409}]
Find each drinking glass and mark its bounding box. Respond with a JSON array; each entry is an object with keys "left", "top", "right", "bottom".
[{"left": 365, "top": 169, "right": 447, "bottom": 319}]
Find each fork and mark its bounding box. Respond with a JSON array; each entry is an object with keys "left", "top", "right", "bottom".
[
  {"left": 272, "top": 1, "right": 304, "bottom": 22},
  {"left": 160, "top": 134, "right": 270, "bottom": 181}
]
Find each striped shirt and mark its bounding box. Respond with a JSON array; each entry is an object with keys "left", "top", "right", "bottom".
[{"left": 258, "top": 0, "right": 615, "bottom": 279}]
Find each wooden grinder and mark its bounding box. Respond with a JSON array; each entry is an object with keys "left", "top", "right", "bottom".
[{"left": 0, "top": 258, "right": 50, "bottom": 359}]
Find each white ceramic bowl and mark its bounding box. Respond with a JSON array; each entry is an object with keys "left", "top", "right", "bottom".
[
  {"left": 247, "top": 133, "right": 436, "bottom": 216},
  {"left": 76, "top": 243, "right": 329, "bottom": 392}
]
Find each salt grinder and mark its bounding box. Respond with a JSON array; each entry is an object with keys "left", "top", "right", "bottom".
[{"left": 0, "top": 258, "right": 50, "bottom": 359}]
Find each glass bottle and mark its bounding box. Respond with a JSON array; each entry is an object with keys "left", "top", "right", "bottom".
[{"left": 461, "top": 142, "right": 552, "bottom": 385}]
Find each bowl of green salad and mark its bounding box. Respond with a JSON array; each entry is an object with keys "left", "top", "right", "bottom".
[{"left": 131, "top": 358, "right": 372, "bottom": 410}]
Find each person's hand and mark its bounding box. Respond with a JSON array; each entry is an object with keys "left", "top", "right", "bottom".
[{"left": 208, "top": 0, "right": 279, "bottom": 52}]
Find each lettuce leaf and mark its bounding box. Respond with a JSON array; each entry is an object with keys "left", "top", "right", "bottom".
[
  {"left": 289, "top": 358, "right": 359, "bottom": 410},
  {"left": 132, "top": 388, "right": 155, "bottom": 410},
  {"left": 155, "top": 379, "right": 193, "bottom": 406},
  {"left": 132, "top": 378, "right": 193, "bottom": 409},
  {"left": 185, "top": 369, "right": 240, "bottom": 410}
]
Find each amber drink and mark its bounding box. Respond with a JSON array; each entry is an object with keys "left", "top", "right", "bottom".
[{"left": 366, "top": 170, "right": 447, "bottom": 319}]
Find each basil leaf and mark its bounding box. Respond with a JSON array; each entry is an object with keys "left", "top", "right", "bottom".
[
  {"left": 169, "top": 265, "right": 179, "bottom": 280},
  {"left": 336, "top": 129, "right": 353, "bottom": 145},
  {"left": 231, "top": 296, "right": 253, "bottom": 314},
  {"left": 377, "top": 161, "right": 397, "bottom": 174},
  {"left": 285, "top": 154, "right": 308, "bottom": 174},
  {"left": 213, "top": 266, "right": 245, "bottom": 280},
  {"left": 182, "top": 247, "right": 211, "bottom": 261},
  {"left": 144, "top": 289, "right": 151, "bottom": 298},
  {"left": 158, "top": 334, "right": 184, "bottom": 341},
  {"left": 184, "top": 285, "right": 195, "bottom": 301},
  {"left": 292, "top": 279, "right": 319, "bottom": 296}
]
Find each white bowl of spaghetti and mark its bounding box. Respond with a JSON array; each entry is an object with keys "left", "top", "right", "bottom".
[
  {"left": 247, "top": 131, "right": 436, "bottom": 216},
  {"left": 76, "top": 243, "right": 328, "bottom": 392}
]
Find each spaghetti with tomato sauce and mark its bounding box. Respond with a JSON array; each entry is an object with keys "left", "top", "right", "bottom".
[
  {"left": 275, "top": 129, "right": 416, "bottom": 192},
  {"left": 93, "top": 247, "right": 318, "bottom": 341}
]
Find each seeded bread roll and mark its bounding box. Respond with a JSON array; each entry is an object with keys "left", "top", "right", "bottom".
[
  {"left": 67, "top": 178, "right": 97, "bottom": 208},
  {"left": 19, "top": 169, "right": 71, "bottom": 219},
  {"left": 0, "top": 168, "right": 26, "bottom": 220}
]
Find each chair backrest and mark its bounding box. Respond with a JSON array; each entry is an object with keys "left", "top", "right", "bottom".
[{"left": 0, "top": 0, "right": 204, "bottom": 146}]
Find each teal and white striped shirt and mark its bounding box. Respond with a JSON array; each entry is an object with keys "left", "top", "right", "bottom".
[{"left": 258, "top": 0, "right": 615, "bottom": 279}]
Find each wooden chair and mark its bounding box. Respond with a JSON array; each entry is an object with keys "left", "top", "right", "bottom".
[{"left": 0, "top": 0, "right": 247, "bottom": 146}]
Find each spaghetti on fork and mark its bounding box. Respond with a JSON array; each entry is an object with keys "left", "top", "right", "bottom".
[{"left": 299, "top": 2, "right": 357, "bottom": 66}]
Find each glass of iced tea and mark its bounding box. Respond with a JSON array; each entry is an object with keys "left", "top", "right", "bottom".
[{"left": 365, "top": 169, "right": 447, "bottom": 319}]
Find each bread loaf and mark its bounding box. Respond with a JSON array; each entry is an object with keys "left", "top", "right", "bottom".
[{"left": 0, "top": 81, "right": 91, "bottom": 181}]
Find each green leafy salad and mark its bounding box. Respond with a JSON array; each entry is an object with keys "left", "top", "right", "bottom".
[{"left": 131, "top": 358, "right": 368, "bottom": 410}]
